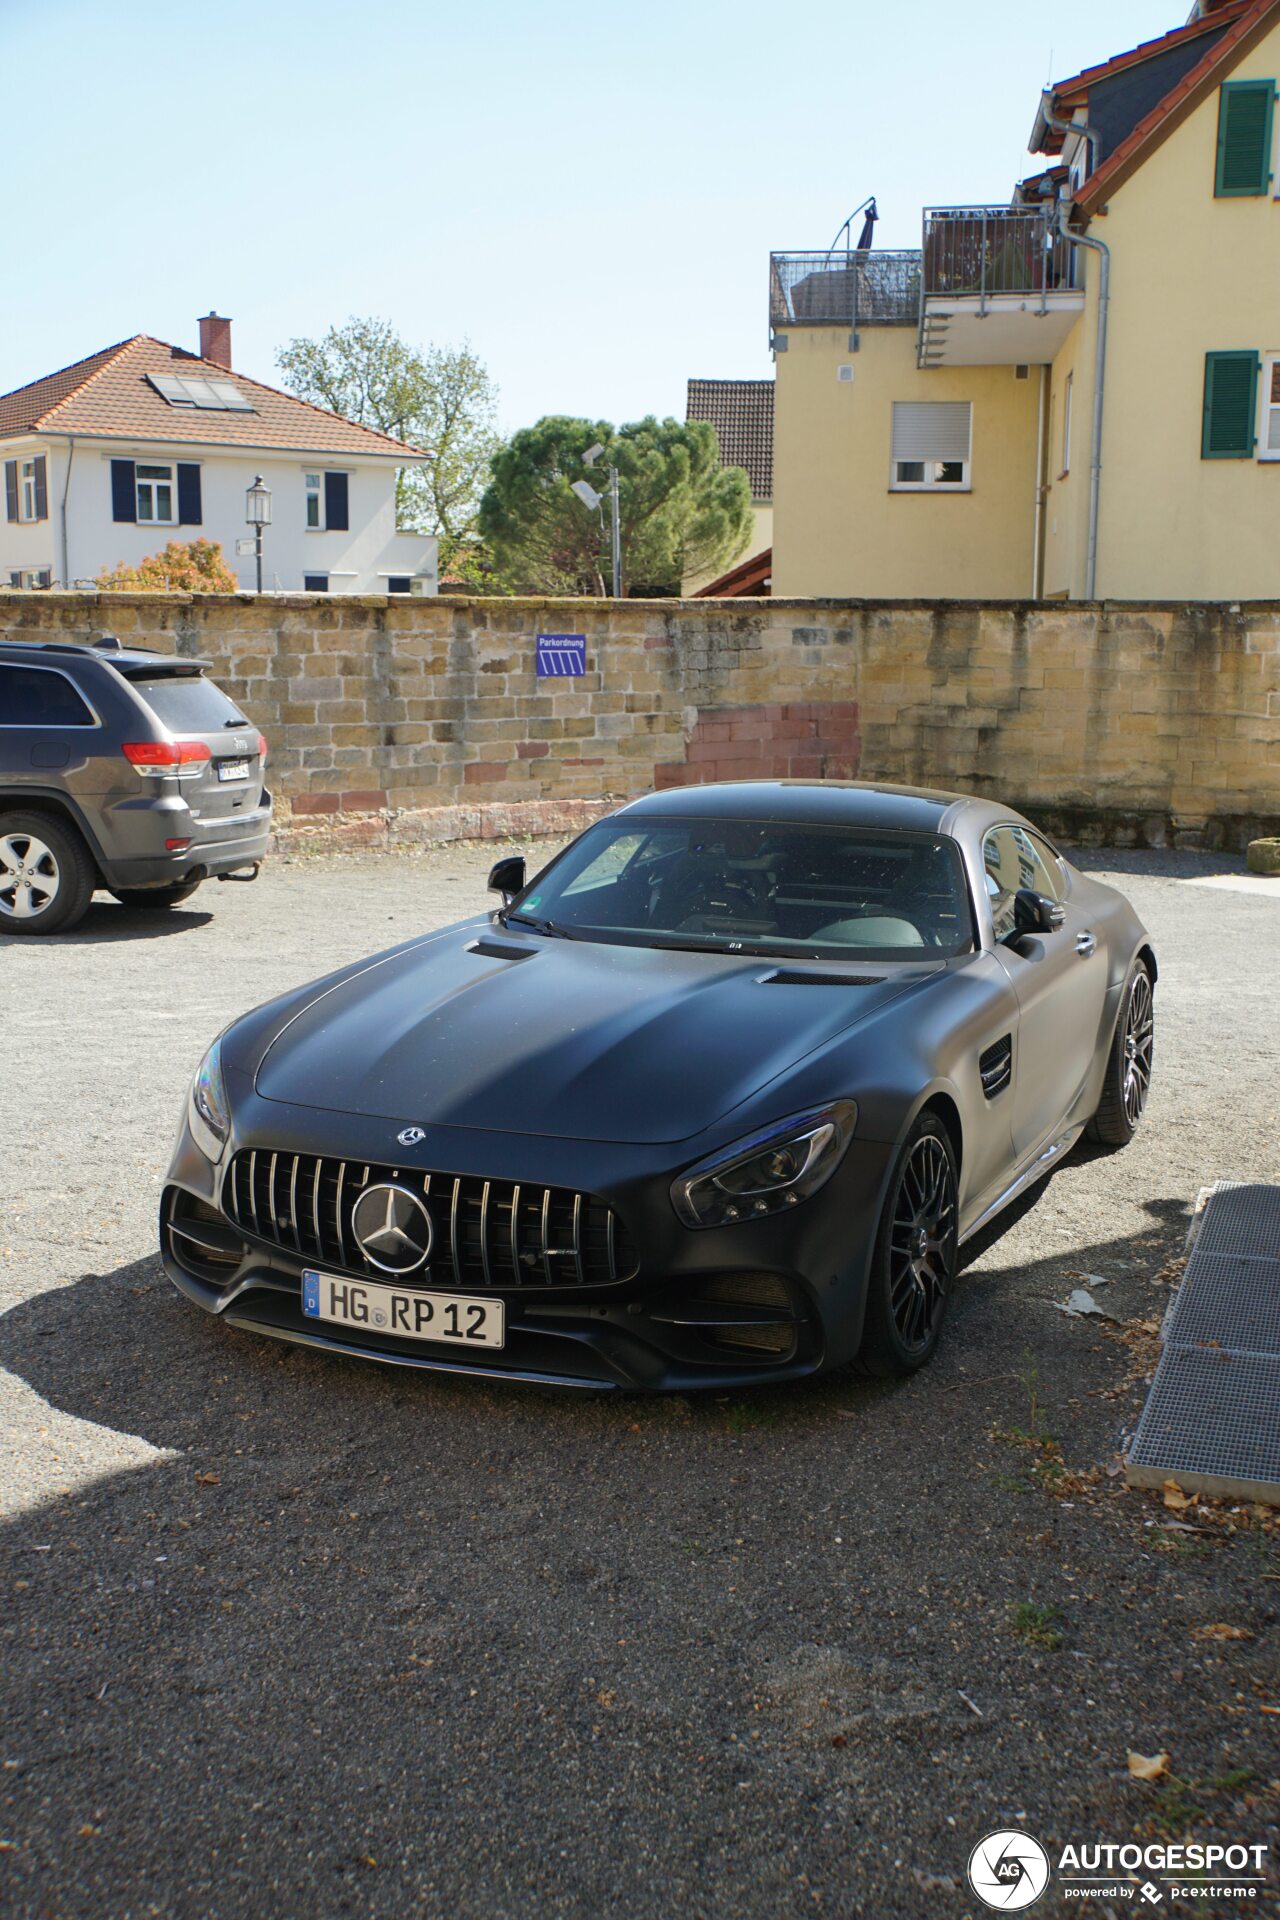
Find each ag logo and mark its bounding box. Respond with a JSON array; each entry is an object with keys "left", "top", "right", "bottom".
[
  {"left": 966, "top": 1830, "right": 1051, "bottom": 1911},
  {"left": 397, "top": 1126, "right": 426, "bottom": 1146}
]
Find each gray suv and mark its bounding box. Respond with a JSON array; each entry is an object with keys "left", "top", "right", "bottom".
[{"left": 0, "top": 637, "right": 271, "bottom": 935}]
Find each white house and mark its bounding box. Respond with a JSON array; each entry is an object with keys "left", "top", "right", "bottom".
[{"left": 0, "top": 314, "right": 437, "bottom": 594}]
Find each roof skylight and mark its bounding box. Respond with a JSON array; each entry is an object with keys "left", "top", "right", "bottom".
[{"left": 148, "top": 372, "right": 255, "bottom": 412}]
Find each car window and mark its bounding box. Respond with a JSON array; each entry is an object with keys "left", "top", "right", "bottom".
[
  {"left": 983, "top": 825, "right": 1062, "bottom": 939},
  {"left": 514, "top": 819, "right": 974, "bottom": 959},
  {"left": 127, "top": 673, "right": 247, "bottom": 732},
  {"left": 0, "top": 664, "right": 96, "bottom": 728}
]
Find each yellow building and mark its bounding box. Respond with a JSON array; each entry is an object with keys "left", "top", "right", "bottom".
[{"left": 772, "top": 0, "right": 1280, "bottom": 601}]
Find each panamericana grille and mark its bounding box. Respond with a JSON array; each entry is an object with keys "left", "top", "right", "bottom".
[{"left": 222, "top": 1150, "right": 638, "bottom": 1290}]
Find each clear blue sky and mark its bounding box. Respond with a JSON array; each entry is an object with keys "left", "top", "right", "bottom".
[{"left": 5, "top": 0, "right": 1178, "bottom": 433}]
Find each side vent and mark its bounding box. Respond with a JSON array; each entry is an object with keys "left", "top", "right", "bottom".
[{"left": 979, "top": 1034, "right": 1012, "bottom": 1100}]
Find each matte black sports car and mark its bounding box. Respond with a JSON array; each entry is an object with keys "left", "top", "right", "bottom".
[{"left": 161, "top": 781, "right": 1156, "bottom": 1390}]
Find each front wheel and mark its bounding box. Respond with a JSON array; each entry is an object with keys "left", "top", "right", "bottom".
[
  {"left": 1086, "top": 959, "right": 1154, "bottom": 1148},
  {"left": 858, "top": 1112, "right": 959, "bottom": 1377},
  {"left": 111, "top": 880, "right": 203, "bottom": 910},
  {"left": 0, "top": 811, "right": 95, "bottom": 936}
]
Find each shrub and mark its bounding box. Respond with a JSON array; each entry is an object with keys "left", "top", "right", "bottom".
[{"left": 96, "top": 539, "right": 239, "bottom": 593}]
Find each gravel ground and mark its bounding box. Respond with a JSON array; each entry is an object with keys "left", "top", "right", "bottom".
[{"left": 1, "top": 844, "right": 1278, "bottom": 1920}]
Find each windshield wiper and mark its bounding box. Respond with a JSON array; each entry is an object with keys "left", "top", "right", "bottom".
[
  {"left": 223, "top": 716, "right": 251, "bottom": 728},
  {"left": 504, "top": 913, "right": 577, "bottom": 939}
]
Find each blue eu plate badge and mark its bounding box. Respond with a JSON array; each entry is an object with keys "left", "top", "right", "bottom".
[{"left": 302, "top": 1271, "right": 320, "bottom": 1318}]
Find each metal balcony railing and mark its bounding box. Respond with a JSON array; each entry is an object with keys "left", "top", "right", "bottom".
[
  {"left": 921, "top": 206, "right": 1076, "bottom": 305},
  {"left": 769, "top": 249, "right": 922, "bottom": 333}
]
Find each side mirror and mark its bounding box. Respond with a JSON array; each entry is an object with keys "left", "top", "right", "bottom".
[
  {"left": 488, "top": 855, "right": 526, "bottom": 905},
  {"left": 1011, "top": 888, "right": 1065, "bottom": 938}
]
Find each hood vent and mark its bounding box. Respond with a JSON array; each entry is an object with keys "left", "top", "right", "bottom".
[
  {"left": 468, "top": 937, "right": 536, "bottom": 962},
  {"left": 758, "top": 967, "right": 884, "bottom": 987}
]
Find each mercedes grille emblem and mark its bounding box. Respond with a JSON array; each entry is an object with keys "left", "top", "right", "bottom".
[
  {"left": 351, "top": 1183, "right": 434, "bottom": 1275},
  {"left": 397, "top": 1126, "right": 426, "bottom": 1146}
]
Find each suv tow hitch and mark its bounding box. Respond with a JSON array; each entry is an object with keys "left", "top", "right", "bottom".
[{"left": 217, "top": 863, "right": 261, "bottom": 885}]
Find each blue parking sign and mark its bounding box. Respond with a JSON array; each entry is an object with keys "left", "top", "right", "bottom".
[{"left": 536, "top": 633, "right": 586, "bottom": 677}]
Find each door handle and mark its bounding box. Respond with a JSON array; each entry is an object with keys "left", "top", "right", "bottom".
[{"left": 1075, "top": 930, "right": 1097, "bottom": 958}]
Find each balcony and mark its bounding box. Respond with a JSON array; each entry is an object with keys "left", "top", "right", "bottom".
[
  {"left": 769, "top": 249, "right": 922, "bottom": 343},
  {"left": 918, "top": 207, "right": 1084, "bottom": 367}
]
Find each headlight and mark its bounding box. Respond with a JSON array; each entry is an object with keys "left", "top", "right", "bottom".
[
  {"left": 188, "top": 1037, "right": 231, "bottom": 1162},
  {"left": 671, "top": 1102, "right": 857, "bottom": 1229}
]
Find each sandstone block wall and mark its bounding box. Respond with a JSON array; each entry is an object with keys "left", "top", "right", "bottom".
[{"left": 2, "top": 592, "right": 1277, "bottom": 849}]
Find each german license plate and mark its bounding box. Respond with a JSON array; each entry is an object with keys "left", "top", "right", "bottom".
[
  {"left": 218, "top": 758, "right": 250, "bottom": 782},
  {"left": 301, "top": 1269, "right": 504, "bottom": 1348}
]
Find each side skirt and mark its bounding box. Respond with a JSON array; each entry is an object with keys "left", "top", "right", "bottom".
[{"left": 958, "top": 1123, "right": 1085, "bottom": 1248}]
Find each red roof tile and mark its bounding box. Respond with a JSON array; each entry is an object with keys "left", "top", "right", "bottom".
[
  {"left": 0, "top": 335, "right": 423, "bottom": 459},
  {"left": 693, "top": 546, "right": 772, "bottom": 598},
  {"left": 1046, "top": 0, "right": 1251, "bottom": 118},
  {"left": 1076, "top": 0, "right": 1280, "bottom": 215}
]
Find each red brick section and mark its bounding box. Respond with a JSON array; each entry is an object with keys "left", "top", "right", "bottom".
[
  {"left": 464, "top": 760, "right": 509, "bottom": 785},
  {"left": 654, "top": 701, "right": 860, "bottom": 789}
]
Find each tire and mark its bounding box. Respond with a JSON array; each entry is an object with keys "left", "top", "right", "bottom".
[
  {"left": 1086, "top": 958, "right": 1154, "bottom": 1149},
  {"left": 858, "top": 1111, "right": 959, "bottom": 1377},
  {"left": 0, "top": 810, "right": 96, "bottom": 936},
  {"left": 111, "top": 880, "right": 203, "bottom": 910}
]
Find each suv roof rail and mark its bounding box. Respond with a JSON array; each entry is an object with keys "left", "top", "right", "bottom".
[{"left": 91, "top": 633, "right": 123, "bottom": 651}]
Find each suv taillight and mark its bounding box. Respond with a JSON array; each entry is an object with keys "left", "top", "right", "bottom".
[
  {"left": 257, "top": 732, "right": 268, "bottom": 767},
  {"left": 122, "top": 740, "right": 212, "bottom": 777}
]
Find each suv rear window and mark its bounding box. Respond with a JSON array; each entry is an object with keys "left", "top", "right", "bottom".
[
  {"left": 0, "top": 663, "right": 97, "bottom": 728},
  {"left": 127, "top": 673, "right": 247, "bottom": 733}
]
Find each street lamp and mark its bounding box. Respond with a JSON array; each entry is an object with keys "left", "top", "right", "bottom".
[
  {"left": 245, "top": 475, "right": 272, "bottom": 594},
  {"left": 572, "top": 442, "right": 621, "bottom": 598}
]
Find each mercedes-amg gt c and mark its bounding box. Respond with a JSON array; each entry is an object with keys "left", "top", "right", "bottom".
[{"left": 161, "top": 781, "right": 1156, "bottom": 1390}]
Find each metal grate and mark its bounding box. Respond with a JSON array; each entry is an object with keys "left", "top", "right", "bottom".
[
  {"left": 1128, "top": 1349, "right": 1280, "bottom": 1489},
  {"left": 222, "top": 1149, "right": 637, "bottom": 1290},
  {"left": 1127, "top": 1179, "right": 1280, "bottom": 1502},
  {"left": 1163, "top": 1251, "right": 1280, "bottom": 1354},
  {"left": 1189, "top": 1180, "right": 1280, "bottom": 1259},
  {"left": 979, "top": 1035, "right": 1012, "bottom": 1100},
  {"left": 769, "top": 250, "right": 921, "bottom": 332}
]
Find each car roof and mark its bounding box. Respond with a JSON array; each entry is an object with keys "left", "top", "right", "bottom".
[
  {"left": 617, "top": 779, "right": 978, "bottom": 833},
  {"left": 0, "top": 638, "right": 210, "bottom": 675}
]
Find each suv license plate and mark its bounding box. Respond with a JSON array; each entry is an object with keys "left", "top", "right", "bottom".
[
  {"left": 301, "top": 1270, "right": 505, "bottom": 1348},
  {"left": 217, "top": 758, "right": 250, "bottom": 782}
]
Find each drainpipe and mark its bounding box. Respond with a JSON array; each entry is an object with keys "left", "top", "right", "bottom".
[
  {"left": 60, "top": 434, "right": 76, "bottom": 587},
  {"left": 1032, "top": 364, "right": 1048, "bottom": 598},
  {"left": 1040, "top": 94, "right": 1110, "bottom": 601}
]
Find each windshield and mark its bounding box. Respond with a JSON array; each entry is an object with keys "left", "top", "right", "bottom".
[{"left": 509, "top": 818, "right": 974, "bottom": 959}]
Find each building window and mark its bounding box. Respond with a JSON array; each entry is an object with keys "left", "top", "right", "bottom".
[
  {"left": 386, "top": 576, "right": 412, "bottom": 593},
  {"left": 1202, "top": 351, "right": 1260, "bottom": 458},
  {"left": 890, "top": 401, "right": 971, "bottom": 490},
  {"left": 303, "top": 573, "right": 329, "bottom": 592},
  {"left": 1061, "top": 372, "right": 1073, "bottom": 474},
  {"left": 136, "top": 463, "right": 175, "bottom": 523},
  {"left": 1215, "top": 79, "right": 1275, "bottom": 197},
  {"left": 5, "top": 454, "right": 46, "bottom": 523},
  {"left": 1260, "top": 358, "right": 1280, "bottom": 461},
  {"left": 7, "top": 569, "right": 52, "bottom": 589},
  {"left": 305, "top": 472, "right": 323, "bottom": 529}
]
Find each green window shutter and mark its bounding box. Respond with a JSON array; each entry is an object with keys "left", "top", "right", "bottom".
[
  {"left": 1202, "top": 351, "right": 1260, "bottom": 458},
  {"left": 1215, "top": 80, "right": 1275, "bottom": 195}
]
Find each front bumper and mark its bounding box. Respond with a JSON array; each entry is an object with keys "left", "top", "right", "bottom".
[{"left": 159, "top": 1092, "right": 896, "bottom": 1392}]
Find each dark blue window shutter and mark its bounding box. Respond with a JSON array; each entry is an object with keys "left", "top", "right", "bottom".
[
  {"left": 111, "top": 459, "right": 136, "bottom": 522},
  {"left": 33, "top": 455, "right": 48, "bottom": 520},
  {"left": 177, "top": 463, "right": 202, "bottom": 525},
  {"left": 4, "top": 461, "right": 16, "bottom": 523},
  {"left": 324, "top": 470, "right": 349, "bottom": 531}
]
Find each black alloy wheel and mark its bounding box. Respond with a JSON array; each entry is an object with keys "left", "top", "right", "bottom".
[
  {"left": 860, "top": 1111, "right": 959, "bottom": 1376},
  {"left": 1086, "top": 958, "right": 1155, "bottom": 1148}
]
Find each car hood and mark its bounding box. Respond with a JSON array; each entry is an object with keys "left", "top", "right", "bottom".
[{"left": 253, "top": 922, "right": 938, "bottom": 1145}]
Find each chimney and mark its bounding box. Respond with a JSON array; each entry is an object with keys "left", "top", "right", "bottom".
[{"left": 198, "top": 311, "right": 233, "bottom": 370}]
